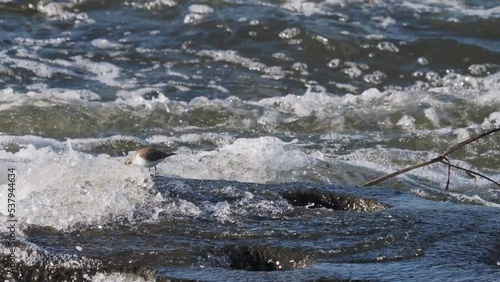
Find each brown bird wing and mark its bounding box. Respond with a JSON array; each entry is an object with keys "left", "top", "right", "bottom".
[{"left": 143, "top": 148, "right": 176, "bottom": 161}]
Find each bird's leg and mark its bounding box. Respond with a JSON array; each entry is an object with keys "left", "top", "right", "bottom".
[
  {"left": 149, "top": 166, "right": 157, "bottom": 180},
  {"left": 148, "top": 167, "right": 155, "bottom": 180}
]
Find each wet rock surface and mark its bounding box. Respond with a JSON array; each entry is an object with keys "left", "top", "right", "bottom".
[
  {"left": 280, "top": 188, "right": 389, "bottom": 212},
  {"left": 214, "top": 245, "right": 312, "bottom": 271}
]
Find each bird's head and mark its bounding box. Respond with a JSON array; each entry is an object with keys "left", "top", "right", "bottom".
[{"left": 123, "top": 156, "right": 133, "bottom": 165}]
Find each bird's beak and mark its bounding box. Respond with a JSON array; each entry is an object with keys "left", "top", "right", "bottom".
[{"left": 123, "top": 157, "right": 132, "bottom": 165}]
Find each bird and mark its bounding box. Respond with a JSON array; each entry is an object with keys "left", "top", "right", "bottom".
[{"left": 124, "top": 148, "right": 175, "bottom": 176}]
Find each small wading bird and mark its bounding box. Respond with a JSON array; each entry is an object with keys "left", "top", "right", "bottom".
[{"left": 124, "top": 148, "right": 175, "bottom": 176}]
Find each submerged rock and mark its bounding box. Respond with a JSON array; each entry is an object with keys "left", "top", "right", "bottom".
[{"left": 280, "top": 188, "right": 389, "bottom": 212}]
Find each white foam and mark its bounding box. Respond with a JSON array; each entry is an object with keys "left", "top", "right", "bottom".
[
  {"left": 161, "top": 136, "right": 322, "bottom": 183},
  {"left": 377, "top": 41, "right": 400, "bottom": 52},
  {"left": 65, "top": 135, "right": 143, "bottom": 152},
  {"left": 91, "top": 272, "right": 154, "bottom": 282},
  {"left": 200, "top": 186, "right": 292, "bottom": 222},
  {"left": 469, "top": 64, "right": 494, "bottom": 76},
  {"left": 481, "top": 112, "right": 500, "bottom": 130},
  {"left": 257, "top": 91, "right": 336, "bottom": 117},
  {"left": 116, "top": 88, "right": 173, "bottom": 106},
  {"left": 0, "top": 86, "right": 102, "bottom": 112},
  {"left": 282, "top": 0, "right": 324, "bottom": 16},
  {"left": 184, "top": 4, "right": 214, "bottom": 24},
  {"left": 363, "top": 70, "right": 387, "bottom": 84},
  {"left": 449, "top": 193, "right": 500, "bottom": 208},
  {"left": 256, "top": 87, "right": 410, "bottom": 120},
  {"left": 74, "top": 57, "right": 125, "bottom": 87},
  {"left": 1, "top": 135, "right": 315, "bottom": 231},
  {"left": 161, "top": 198, "right": 202, "bottom": 219},
  {"left": 402, "top": 0, "right": 500, "bottom": 18},
  {"left": 424, "top": 107, "right": 441, "bottom": 127},
  {"left": 281, "top": 0, "right": 500, "bottom": 19},
  {"left": 0, "top": 145, "right": 161, "bottom": 231},
  {"left": 2, "top": 68, "right": 498, "bottom": 139},
  {"left": 15, "top": 37, "right": 70, "bottom": 47},
  {"left": 0, "top": 136, "right": 307, "bottom": 230},
  {"left": 0, "top": 54, "right": 74, "bottom": 79},
  {"left": 36, "top": 1, "right": 94, "bottom": 24},
  {"left": 0, "top": 45, "right": 129, "bottom": 88},
  {"left": 49, "top": 57, "right": 134, "bottom": 88},
  {"left": 474, "top": 90, "right": 500, "bottom": 106},
  {"left": 396, "top": 114, "right": 416, "bottom": 130},
  {"left": 129, "top": 0, "right": 177, "bottom": 10},
  {"left": 91, "top": 38, "right": 122, "bottom": 49},
  {"left": 372, "top": 16, "right": 396, "bottom": 28},
  {"left": 188, "top": 4, "right": 214, "bottom": 14},
  {"left": 196, "top": 50, "right": 267, "bottom": 71},
  {"left": 147, "top": 132, "right": 235, "bottom": 148},
  {"left": 343, "top": 60, "right": 367, "bottom": 74},
  {"left": 26, "top": 88, "right": 101, "bottom": 101},
  {"left": 0, "top": 135, "right": 64, "bottom": 151},
  {"left": 1, "top": 66, "right": 499, "bottom": 209},
  {"left": 207, "top": 201, "right": 232, "bottom": 222},
  {"left": 279, "top": 27, "right": 301, "bottom": 39},
  {"left": 184, "top": 13, "right": 205, "bottom": 24}
]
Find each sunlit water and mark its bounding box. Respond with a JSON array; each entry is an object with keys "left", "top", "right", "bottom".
[{"left": 0, "top": 0, "right": 499, "bottom": 281}]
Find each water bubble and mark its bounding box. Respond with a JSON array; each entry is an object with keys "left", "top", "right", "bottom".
[
  {"left": 469, "top": 64, "right": 491, "bottom": 76},
  {"left": 363, "top": 70, "right": 387, "bottom": 84},
  {"left": 188, "top": 4, "right": 214, "bottom": 14},
  {"left": 425, "top": 71, "right": 441, "bottom": 84},
  {"left": 279, "top": 27, "right": 301, "bottom": 39},
  {"left": 377, "top": 41, "right": 399, "bottom": 52},
  {"left": 292, "top": 62, "right": 308, "bottom": 73},
  {"left": 417, "top": 57, "right": 428, "bottom": 65},
  {"left": 327, "top": 59, "right": 340, "bottom": 68}
]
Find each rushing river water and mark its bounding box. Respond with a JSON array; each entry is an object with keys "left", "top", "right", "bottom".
[{"left": 0, "top": 0, "right": 499, "bottom": 281}]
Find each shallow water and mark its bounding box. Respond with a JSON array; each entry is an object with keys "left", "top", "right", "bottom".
[{"left": 0, "top": 0, "right": 499, "bottom": 281}]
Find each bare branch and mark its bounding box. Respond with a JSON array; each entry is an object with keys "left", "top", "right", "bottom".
[
  {"left": 441, "top": 127, "right": 500, "bottom": 157},
  {"left": 439, "top": 160, "right": 500, "bottom": 187},
  {"left": 444, "top": 157, "right": 451, "bottom": 193},
  {"left": 362, "top": 157, "right": 442, "bottom": 187},
  {"left": 362, "top": 127, "right": 500, "bottom": 188}
]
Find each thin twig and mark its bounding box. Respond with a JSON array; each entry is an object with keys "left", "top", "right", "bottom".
[
  {"left": 362, "top": 157, "right": 442, "bottom": 187},
  {"left": 362, "top": 127, "right": 500, "bottom": 187},
  {"left": 443, "top": 157, "right": 451, "bottom": 193},
  {"left": 441, "top": 127, "right": 500, "bottom": 157},
  {"left": 439, "top": 160, "right": 500, "bottom": 187}
]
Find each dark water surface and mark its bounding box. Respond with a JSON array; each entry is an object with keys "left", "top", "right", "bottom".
[
  {"left": 0, "top": 0, "right": 499, "bottom": 281},
  {"left": 7, "top": 179, "right": 500, "bottom": 281}
]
